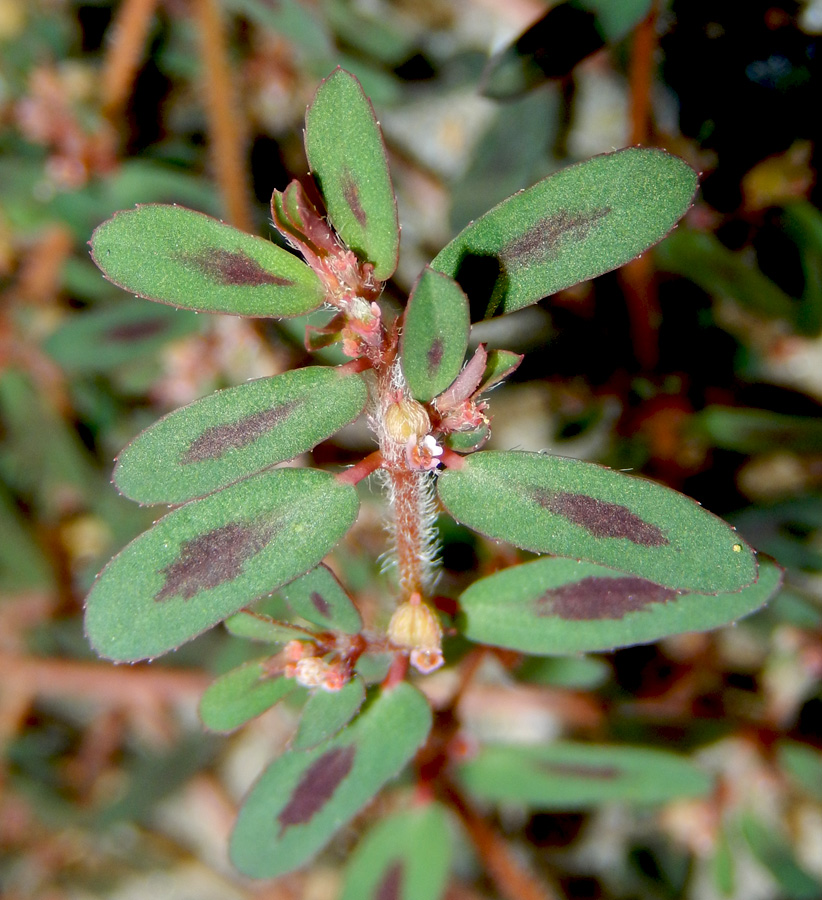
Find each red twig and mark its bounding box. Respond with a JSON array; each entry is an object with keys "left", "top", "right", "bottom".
[{"left": 335, "top": 451, "right": 384, "bottom": 486}]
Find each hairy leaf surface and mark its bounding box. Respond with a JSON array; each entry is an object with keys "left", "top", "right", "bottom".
[
  {"left": 340, "top": 804, "right": 452, "bottom": 900},
  {"left": 431, "top": 148, "right": 697, "bottom": 319},
  {"left": 114, "top": 367, "right": 368, "bottom": 504},
  {"left": 291, "top": 677, "right": 366, "bottom": 750},
  {"left": 401, "top": 267, "right": 470, "bottom": 402},
  {"left": 437, "top": 451, "right": 757, "bottom": 593},
  {"left": 280, "top": 564, "right": 362, "bottom": 634},
  {"left": 229, "top": 682, "right": 431, "bottom": 878},
  {"left": 84, "top": 469, "right": 359, "bottom": 661},
  {"left": 200, "top": 659, "right": 298, "bottom": 733},
  {"left": 460, "top": 557, "right": 781, "bottom": 654},
  {"left": 458, "top": 742, "right": 711, "bottom": 808},
  {"left": 90, "top": 205, "right": 325, "bottom": 317},
  {"left": 304, "top": 68, "right": 399, "bottom": 279}
]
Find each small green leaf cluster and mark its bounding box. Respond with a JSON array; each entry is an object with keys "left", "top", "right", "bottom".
[{"left": 85, "top": 69, "right": 781, "bottom": 881}]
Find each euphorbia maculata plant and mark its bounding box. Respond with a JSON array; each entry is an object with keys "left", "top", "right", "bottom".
[{"left": 85, "top": 69, "right": 781, "bottom": 887}]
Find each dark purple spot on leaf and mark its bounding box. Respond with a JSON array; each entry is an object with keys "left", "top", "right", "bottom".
[
  {"left": 540, "top": 762, "right": 620, "bottom": 780},
  {"left": 154, "top": 518, "right": 277, "bottom": 602},
  {"left": 181, "top": 248, "right": 294, "bottom": 287},
  {"left": 181, "top": 400, "right": 301, "bottom": 464},
  {"left": 341, "top": 171, "right": 367, "bottom": 227},
  {"left": 106, "top": 319, "right": 168, "bottom": 342},
  {"left": 277, "top": 745, "right": 356, "bottom": 835},
  {"left": 310, "top": 591, "right": 331, "bottom": 618},
  {"left": 502, "top": 207, "right": 611, "bottom": 267},
  {"left": 533, "top": 490, "right": 669, "bottom": 547},
  {"left": 375, "top": 861, "right": 404, "bottom": 900},
  {"left": 427, "top": 338, "right": 444, "bottom": 375},
  {"left": 534, "top": 575, "right": 679, "bottom": 621}
]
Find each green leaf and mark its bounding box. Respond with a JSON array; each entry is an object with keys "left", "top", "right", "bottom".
[
  {"left": 437, "top": 451, "right": 757, "bottom": 594},
  {"left": 114, "top": 367, "right": 368, "bottom": 504},
  {"left": 43, "top": 301, "right": 202, "bottom": 374},
  {"left": 280, "top": 564, "right": 363, "bottom": 634},
  {"left": 741, "top": 814, "right": 822, "bottom": 899},
  {"left": 84, "top": 468, "right": 359, "bottom": 662},
  {"left": 304, "top": 68, "right": 399, "bottom": 280},
  {"left": 460, "top": 557, "right": 781, "bottom": 655},
  {"left": 401, "top": 267, "right": 470, "bottom": 402},
  {"left": 340, "top": 804, "right": 452, "bottom": 900},
  {"left": 431, "top": 148, "right": 697, "bottom": 319},
  {"left": 479, "top": 349, "right": 523, "bottom": 393},
  {"left": 199, "top": 659, "right": 297, "bottom": 733},
  {"left": 90, "top": 205, "right": 326, "bottom": 317},
  {"left": 229, "top": 682, "right": 432, "bottom": 878},
  {"left": 224, "top": 611, "right": 317, "bottom": 644},
  {"left": 693, "top": 406, "right": 822, "bottom": 454},
  {"left": 777, "top": 740, "right": 822, "bottom": 802},
  {"left": 457, "top": 742, "right": 712, "bottom": 809},
  {"left": 291, "top": 677, "right": 366, "bottom": 750}
]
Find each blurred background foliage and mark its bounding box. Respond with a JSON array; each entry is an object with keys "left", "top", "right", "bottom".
[{"left": 1, "top": 0, "right": 822, "bottom": 898}]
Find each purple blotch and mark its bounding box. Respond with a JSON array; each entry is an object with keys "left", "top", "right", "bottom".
[
  {"left": 534, "top": 575, "right": 679, "bottom": 621},
  {"left": 541, "top": 761, "right": 620, "bottom": 780},
  {"left": 106, "top": 319, "right": 168, "bottom": 342},
  {"left": 182, "top": 248, "right": 295, "bottom": 287},
  {"left": 375, "top": 861, "right": 404, "bottom": 900},
  {"left": 181, "top": 400, "right": 301, "bottom": 464},
  {"left": 341, "top": 171, "right": 367, "bottom": 227},
  {"left": 534, "top": 489, "right": 669, "bottom": 547},
  {"left": 310, "top": 591, "right": 332, "bottom": 618},
  {"left": 154, "top": 518, "right": 277, "bottom": 602},
  {"left": 427, "top": 338, "right": 444, "bottom": 375},
  {"left": 277, "top": 745, "right": 356, "bottom": 835},
  {"left": 502, "top": 207, "right": 611, "bottom": 267}
]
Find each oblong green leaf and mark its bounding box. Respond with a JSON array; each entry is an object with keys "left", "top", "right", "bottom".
[
  {"left": 401, "top": 267, "right": 470, "bottom": 402},
  {"left": 114, "top": 367, "right": 368, "bottom": 504},
  {"left": 340, "top": 804, "right": 452, "bottom": 900},
  {"left": 229, "top": 682, "right": 432, "bottom": 879},
  {"left": 90, "top": 205, "right": 326, "bottom": 317},
  {"left": 457, "top": 742, "right": 711, "bottom": 809},
  {"left": 291, "top": 676, "right": 366, "bottom": 750},
  {"left": 437, "top": 451, "right": 757, "bottom": 593},
  {"left": 84, "top": 468, "right": 359, "bottom": 662},
  {"left": 200, "top": 659, "right": 297, "bottom": 733},
  {"left": 304, "top": 68, "right": 399, "bottom": 280},
  {"left": 460, "top": 557, "right": 781, "bottom": 655},
  {"left": 44, "top": 301, "right": 202, "bottom": 374},
  {"left": 224, "top": 611, "right": 317, "bottom": 644},
  {"left": 432, "top": 148, "right": 697, "bottom": 319},
  {"left": 280, "top": 563, "right": 362, "bottom": 634}
]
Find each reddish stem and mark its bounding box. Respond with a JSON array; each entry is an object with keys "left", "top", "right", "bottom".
[
  {"left": 335, "top": 451, "right": 384, "bottom": 486},
  {"left": 439, "top": 447, "right": 467, "bottom": 470}
]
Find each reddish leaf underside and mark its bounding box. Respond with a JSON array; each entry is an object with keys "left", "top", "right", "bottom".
[
  {"left": 277, "top": 744, "right": 357, "bottom": 836},
  {"left": 376, "top": 861, "right": 404, "bottom": 900},
  {"left": 179, "top": 248, "right": 295, "bottom": 287},
  {"left": 533, "top": 489, "right": 670, "bottom": 547},
  {"left": 181, "top": 400, "right": 301, "bottom": 464},
  {"left": 155, "top": 517, "right": 278, "bottom": 603},
  {"left": 534, "top": 575, "right": 678, "bottom": 621}
]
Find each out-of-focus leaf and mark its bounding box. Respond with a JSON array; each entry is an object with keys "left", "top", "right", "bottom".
[
  {"left": 457, "top": 742, "right": 712, "bottom": 808},
  {"left": 0, "top": 486, "right": 55, "bottom": 592},
  {"left": 90, "top": 205, "right": 326, "bottom": 317},
  {"left": 401, "top": 268, "right": 470, "bottom": 402},
  {"left": 280, "top": 564, "right": 362, "bottom": 634},
  {"left": 516, "top": 655, "right": 610, "bottom": 689},
  {"left": 340, "top": 804, "right": 452, "bottom": 900},
  {"left": 482, "top": 0, "right": 651, "bottom": 99},
  {"left": 732, "top": 498, "right": 822, "bottom": 573},
  {"left": 304, "top": 68, "right": 399, "bottom": 280},
  {"left": 437, "top": 451, "right": 758, "bottom": 593},
  {"left": 291, "top": 677, "right": 366, "bottom": 749},
  {"left": 224, "top": 611, "right": 317, "bottom": 643},
  {"left": 712, "top": 826, "right": 736, "bottom": 897},
  {"left": 113, "top": 367, "right": 368, "bottom": 504},
  {"left": 229, "top": 682, "right": 432, "bottom": 878},
  {"left": 432, "top": 148, "right": 697, "bottom": 319},
  {"left": 222, "top": 0, "right": 333, "bottom": 57},
  {"left": 693, "top": 406, "right": 822, "bottom": 454},
  {"left": 777, "top": 740, "right": 822, "bottom": 802},
  {"left": 323, "top": 0, "right": 416, "bottom": 65},
  {"left": 782, "top": 201, "right": 822, "bottom": 334},
  {"left": 656, "top": 228, "right": 797, "bottom": 323},
  {"left": 741, "top": 814, "right": 821, "bottom": 899},
  {"left": 84, "top": 468, "right": 359, "bottom": 662},
  {"left": 43, "top": 301, "right": 202, "bottom": 374},
  {"left": 459, "top": 557, "right": 781, "bottom": 655},
  {"left": 199, "top": 659, "right": 297, "bottom": 733}
]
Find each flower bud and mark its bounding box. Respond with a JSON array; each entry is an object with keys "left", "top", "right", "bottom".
[
  {"left": 387, "top": 593, "right": 443, "bottom": 674},
  {"left": 384, "top": 399, "right": 431, "bottom": 444}
]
